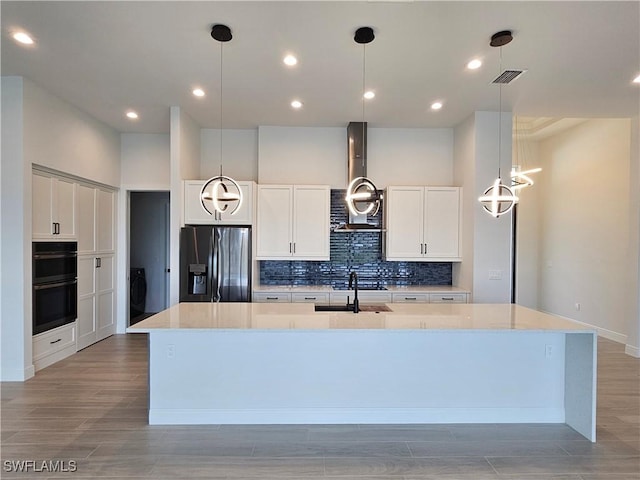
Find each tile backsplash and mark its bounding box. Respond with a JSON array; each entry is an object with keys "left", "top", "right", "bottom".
[{"left": 259, "top": 189, "right": 452, "bottom": 288}]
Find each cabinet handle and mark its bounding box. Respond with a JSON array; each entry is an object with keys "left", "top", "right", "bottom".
[
  {"left": 266, "top": 297, "right": 278, "bottom": 300},
  {"left": 289, "top": 243, "right": 292, "bottom": 253},
  {"left": 293, "top": 243, "right": 296, "bottom": 253},
  {"left": 404, "top": 297, "right": 417, "bottom": 301},
  {"left": 304, "top": 297, "right": 316, "bottom": 300},
  {"left": 441, "top": 297, "right": 454, "bottom": 301},
  {"left": 96, "top": 257, "right": 101, "bottom": 268},
  {"left": 420, "top": 244, "right": 423, "bottom": 254},
  {"left": 50, "top": 338, "right": 62, "bottom": 344},
  {"left": 424, "top": 243, "right": 428, "bottom": 254}
]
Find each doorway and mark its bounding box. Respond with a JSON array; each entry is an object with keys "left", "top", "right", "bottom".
[{"left": 129, "top": 191, "right": 170, "bottom": 325}]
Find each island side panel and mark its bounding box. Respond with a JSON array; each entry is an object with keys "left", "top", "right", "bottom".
[
  {"left": 147, "top": 329, "right": 567, "bottom": 426},
  {"left": 564, "top": 332, "right": 598, "bottom": 442}
]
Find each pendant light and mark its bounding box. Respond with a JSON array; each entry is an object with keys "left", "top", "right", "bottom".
[
  {"left": 478, "top": 30, "right": 519, "bottom": 218},
  {"left": 345, "top": 26, "right": 381, "bottom": 217},
  {"left": 200, "top": 24, "right": 243, "bottom": 217},
  {"left": 510, "top": 116, "right": 542, "bottom": 191}
]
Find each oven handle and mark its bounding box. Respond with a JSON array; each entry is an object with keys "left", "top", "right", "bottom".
[
  {"left": 34, "top": 279, "right": 77, "bottom": 290},
  {"left": 33, "top": 253, "right": 77, "bottom": 259}
]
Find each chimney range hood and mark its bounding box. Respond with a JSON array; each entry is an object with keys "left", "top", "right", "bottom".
[{"left": 334, "top": 122, "right": 384, "bottom": 232}]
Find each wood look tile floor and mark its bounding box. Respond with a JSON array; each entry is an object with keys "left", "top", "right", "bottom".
[{"left": 1, "top": 334, "right": 638, "bottom": 479}]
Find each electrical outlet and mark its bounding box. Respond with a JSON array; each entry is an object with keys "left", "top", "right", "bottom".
[
  {"left": 545, "top": 344, "right": 553, "bottom": 359},
  {"left": 167, "top": 344, "right": 175, "bottom": 359},
  {"left": 488, "top": 269, "right": 502, "bottom": 280}
]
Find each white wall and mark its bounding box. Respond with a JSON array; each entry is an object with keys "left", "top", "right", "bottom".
[
  {"left": 23, "top": 79, "right": 120, "bottom": 187},
  {"left": 1, "top": 77, "right": 33, "bottom": 381},
  {"left": 201, "top": 129, "right": 258, "bottom": 181},
  {"left": 169, "top": 107, "right": 201, "bottom": 305},
  {"left": 453, "top": 114, "right": 475, "bottom": 294},
  {"left": 472, "top": 112, "right": 514, "bottom": 303},
  {"left": 117, "top": 133, "right": 170, "bottom": 332},
  {"left": 258, "top": 126, "right": 454, "bottom": 187},
  {"left": 628, "top": 117, "right": 640, "bottom": 356},
  {"left": 536, "top": 119, "right": 631, "bottom": 342}
]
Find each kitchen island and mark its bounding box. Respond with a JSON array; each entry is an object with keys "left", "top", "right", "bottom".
[{"left": 127, "top": 303, "right": 597, "bottom": 441}]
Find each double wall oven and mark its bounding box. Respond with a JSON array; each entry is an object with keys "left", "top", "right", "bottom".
[{"left": 32, "top": 242, "right": 77, "bottom": 335}]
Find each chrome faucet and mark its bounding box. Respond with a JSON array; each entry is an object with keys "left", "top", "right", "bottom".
[{"left": 348, "top": 271, "right": 360, "bottom": 313}]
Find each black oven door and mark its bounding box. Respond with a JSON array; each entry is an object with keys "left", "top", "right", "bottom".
[
  {"left": 33, "top": 279, "right": 78, "bottom": 335},
  {"left": 33, "top": 242, "right": 77, "bottom": 283}
]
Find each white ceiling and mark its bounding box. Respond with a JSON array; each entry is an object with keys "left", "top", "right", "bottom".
[{"left": 2, "top": 1, "right": 638, "bottom": 134}]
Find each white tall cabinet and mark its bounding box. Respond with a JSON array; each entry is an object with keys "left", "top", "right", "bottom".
[
  {"left": 385, "top": 186, "right": 461, "bottom": 261},
  {"left": 76, "top": 184, "right": 116, "bottom": 350},
  {"left": 32, "top": 171, "right": 76, "bottom": 239},
  {"left": 256, "top": 185, "right": 330, "bottom": 260}
]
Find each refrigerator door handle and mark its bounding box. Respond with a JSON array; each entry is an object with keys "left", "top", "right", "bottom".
[{"left": 212, "top": 228, "right": 221, "bottom": 302}]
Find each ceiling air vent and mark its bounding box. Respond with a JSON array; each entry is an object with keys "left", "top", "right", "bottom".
[{"left": 492, "top": 69, "right": 526, "bottom": 84}]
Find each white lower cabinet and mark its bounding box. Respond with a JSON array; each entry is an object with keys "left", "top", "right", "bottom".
[
  {"left": 77, "top": 254, "right": 115, "bottom": 350},
  {"left": 253, "top": 292, "right": 292, "bottom": 303},
  {"left": 33, "top": 322, "right": 76, "bottom": 371},
  {"left": 391, "top": 293, "right": 430, "bottom": 303},
  {"left": 291, "top": 292, "right": 330, "bottom": 303},
  {"left": 330, "top": 292, "right": 393, "bottom": 305},
  {"left": 429, "top": 293, "right": 468, "bottom": 303}
]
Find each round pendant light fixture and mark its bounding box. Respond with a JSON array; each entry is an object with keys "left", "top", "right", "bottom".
[
  {"left": 345, "top": 26, "right": 381, "bottom": 218},
  {"left": 200, "top": 24, "right": 243, "bottom": 217},
  {"left": 478, "top": 30, "right": 518, "bottom": 218}
]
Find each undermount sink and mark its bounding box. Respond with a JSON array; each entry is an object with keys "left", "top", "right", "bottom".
[{"left": 314, "top": 304, "right": 392, "bottom": 313}]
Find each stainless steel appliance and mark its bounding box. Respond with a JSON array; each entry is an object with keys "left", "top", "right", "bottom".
[
  {"left": 32, "top": 242, "right": 78, "bottom": 334},
  {"left": 180, "top": 226, "right": 251, "bottom": 302}
]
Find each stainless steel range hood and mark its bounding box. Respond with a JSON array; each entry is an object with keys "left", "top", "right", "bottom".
[{"left": 334, "top": 122, "right": 384, "bottom": 232}]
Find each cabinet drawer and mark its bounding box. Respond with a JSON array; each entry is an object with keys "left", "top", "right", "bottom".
[
  {"left": 429, "top": 293, "right": 467, "bottom": 303},
  {"left": 291, "top": 293, "right": 330, "bottom": 303},
  {"left": 392, "top": 293, "right": 429, "bottom": 303},
  {"left": 33, "top": 322, "right": 76, "bottom": 361},
  {"left": 253, "top": 292, "right": 291, "bottom": 303}
]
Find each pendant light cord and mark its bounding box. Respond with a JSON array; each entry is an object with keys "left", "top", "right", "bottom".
[
  {"left": 219, "top": 41, "right": 224, "bottom": 177},
  {"left": 362, "top": 43, "right": 366, "bottom": 170},
  {"left": 497, "top": 45, "right": 503, "bottom": 179}
]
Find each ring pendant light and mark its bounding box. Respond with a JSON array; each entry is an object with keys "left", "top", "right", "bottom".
[
  {"left": 511, "top": 116, "right": 542, "bottom": 191},
  {"left": 345, "top": 26, "right": 381, "bottom": 217},
  {"left": 200, "top": 24, "right": 243, "bottom": 217},
  {"left": 478, "top": 30, "right": 519, "bottom": 218}
]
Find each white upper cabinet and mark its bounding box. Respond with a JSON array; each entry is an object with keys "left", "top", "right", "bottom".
[
  {"left": 76, "top": 184, "right": 96, "bottom": 254},
  {"left": 32, "top": 171, "right": 76, "bottom": 240},
  {"left": 386, "top": 186, "right": 461, "bottom": 261},
  {"left": 96, "top": 189, "right": 115, "bottom": 252},
  {"left": 256, "top": 185, "right": 330, "bottom": 260},
  {"left": 183, "top": 180, "right": 254, "bottom": 225}
]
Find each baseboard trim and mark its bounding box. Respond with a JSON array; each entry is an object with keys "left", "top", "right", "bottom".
[
  {"left": 149, "top": 407, "right": 565, "bottom": 425},
  {"left": 625, "top": 344, "right": 640, "bottom": 358},
  {"left": 539, "top": 310, "right": 627, "bottom": 345}
]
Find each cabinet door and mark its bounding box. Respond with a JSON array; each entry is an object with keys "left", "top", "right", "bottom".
[
  {"left": 217, "top": 182, "right": 254, "bottom": 224},
  {"left": 424, "top": 188, "right": 460, "bottom": 259},
  {"left": 55, "top": 177, "right": 76, "bottom": 238},
  {"left": 77, "top": 255, "right": 97, "bottom": 350},
  {"left": 292, "top": 186, "right": 329, "bottom": 259},
  {"left": 96, "top": 189, "right": 115, "bottom": 252},
  {"left": 32, "top": 172, "right": 54, "bottom": 238},
  {"left": 256, "top": 186, "right": 293, "bottom": 259},
  {"left": 184, "top": 181, "right": 215, "bottom": 224},
  {"left": 385, "top": 186, "right": 424, "bottom": 260},
  {"left": 77, "top": 184, "right": 96, "bottom": 254},
  {"left": 96, "top": 254, "right": 115, "bottom": 341}
]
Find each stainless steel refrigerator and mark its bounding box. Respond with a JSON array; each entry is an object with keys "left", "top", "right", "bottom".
[{"left": 180, "top": 226, "right": 251, "bottom": 302}]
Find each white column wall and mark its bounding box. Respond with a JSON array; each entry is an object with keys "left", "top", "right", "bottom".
[
  {"left": 626, "top": 116, "right": 639, "bottom": 357},
  {"left": 1, "top": 77, "right": 33, "bottom": 381}
]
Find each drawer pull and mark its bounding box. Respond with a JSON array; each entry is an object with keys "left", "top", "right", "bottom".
[
  {"left": 266, "top": 297, "right": 278, "bottom": 300},
  {"left": 304, "top": 297, "right": 316, "bottom": 300},
  {"left": 441, "top": 297, "right": 455, "bottom": 301},
  {"left": 50, "top": 338, "right": 62, "bottom": 344},
  {"left": 404, "top": 297, "right": 417, "bottom": 301}
]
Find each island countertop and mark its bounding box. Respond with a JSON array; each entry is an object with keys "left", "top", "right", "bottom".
[{"left": 126, "top": 302, "right": 593, "bottom": 333}]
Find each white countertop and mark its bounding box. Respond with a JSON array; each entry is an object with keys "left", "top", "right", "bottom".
[{"left": 127, "top": 302, "right": 593, "bottom": 333}]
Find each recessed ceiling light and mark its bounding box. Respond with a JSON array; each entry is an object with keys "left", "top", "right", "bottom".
[
  {"left": 12, "top": 31, "right": 34, "bottom": 45},
  {"left": 431, "top": 101, "right": 443, "bottom": 111},
  {"left": 363, "top": 91, "right": 375, "bottom": 100},
  {"left": 126, "top": 111, "right": 139, "bottom": 119},
  {"left": 633, "top": 74, "right": 640, "bottom": 84},
  {"left": 467, "top": 58, "right": 482, "bottom": 70},
  {"left": 291, "top": 100, "right": 303, "bottom": 109},
  {"left": 283, "top": 55, "right": 298, "bottom": 66},
  {"left": 192, "top": 88, "right": 205, "bottom": 97}
]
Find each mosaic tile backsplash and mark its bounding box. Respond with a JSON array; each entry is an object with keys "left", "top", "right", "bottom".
[{"left": 259, "top": 189, "right": 452, "bottom": 288}]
